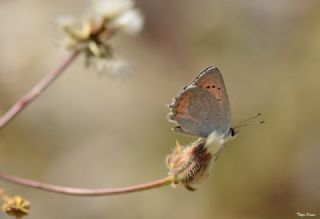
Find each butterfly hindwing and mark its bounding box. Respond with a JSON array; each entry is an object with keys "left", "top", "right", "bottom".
[{"left": 169, "top": 86, "right": 224, "bottom": 137}]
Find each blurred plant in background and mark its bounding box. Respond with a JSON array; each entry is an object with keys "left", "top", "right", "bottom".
[
  {"left": 0, "top": 0, "right": 144, "bottom": 129},
  {"left": 57, "top": 0, "right": 144, "bottom": 74},
  {"left": 0, "top": 0, "right": 146, "bottom": 217}
]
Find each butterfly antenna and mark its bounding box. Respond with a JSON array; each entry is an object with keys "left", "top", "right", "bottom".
[
  {"left": 233, "top": 114, "right": 264, "bottom": 132},
  {"left": 236, "top": 113, "right": 262, "bottom": 125},
  {"left": 234, "top": 121, "right": 265, "bottom": 129}
]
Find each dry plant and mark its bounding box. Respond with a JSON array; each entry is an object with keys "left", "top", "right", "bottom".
[{"left": 0, "top": 0, "right": 241, "bottom": 218}]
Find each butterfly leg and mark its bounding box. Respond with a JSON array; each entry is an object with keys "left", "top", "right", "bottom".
[
  {"left": 172, "top": 126, "right": 192, "bottom": 136},
  {"left": 184, "top": 185, "right": 196, "bottom": 191}
]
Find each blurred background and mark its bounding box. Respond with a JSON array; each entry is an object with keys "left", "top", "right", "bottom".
[{"left": 0, "top": 0, "right": 319, "bottom": 218}]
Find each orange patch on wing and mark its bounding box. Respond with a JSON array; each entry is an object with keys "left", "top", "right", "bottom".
[
  {"left": 174, "top": 92, "right": 196, "bottom": 121},
  {"left": 194, "top": 74, "right": 225, "bottom": 104},
  {"left": 175, "top": 92, "right": 193, "bottom": 114}
]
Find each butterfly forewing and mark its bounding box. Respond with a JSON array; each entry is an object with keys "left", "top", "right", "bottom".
[
  {"left": 168, "top": 66, "right": 231, "bottom": 138},
  {"left": 192, "top": 66, "right": 231, "bottom": 135}
]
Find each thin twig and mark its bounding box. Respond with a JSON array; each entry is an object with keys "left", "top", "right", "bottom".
[
  {"left": 0, "top": 171, "right": 173, "bottom": 196},
  {"left": 0, "top": 51, "right": 80, "bottom": 129}
]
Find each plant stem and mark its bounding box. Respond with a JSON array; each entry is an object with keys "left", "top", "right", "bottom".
[
  {"left": 0, "top": 51, "right": 80, "bottom": 129},
  {"left": 0, "top": 172, "right": 173, "bottom": 196}
]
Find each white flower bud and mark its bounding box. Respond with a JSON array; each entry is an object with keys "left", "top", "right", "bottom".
[
  {"left": 93, "top": 0, "right": 134, "bottom": 19},
  {"left": 110, "top": 9, "right": 144, "bottom": 35}
]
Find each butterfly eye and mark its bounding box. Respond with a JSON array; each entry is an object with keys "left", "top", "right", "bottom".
[{"left": 230, "top": 128, "right": 237, "bottom": 137}]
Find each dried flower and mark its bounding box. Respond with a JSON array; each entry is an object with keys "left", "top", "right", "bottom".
[
  {"left": 166, "top": 140, "right": 213, "bottom": 191},
  {"left": 2, "top": 195, "right": 31, "bottom": 219},
  {"left": 56, "top": 0, "right": 144, "bottom": 75}
]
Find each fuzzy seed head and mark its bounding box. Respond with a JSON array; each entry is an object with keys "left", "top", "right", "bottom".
[{"left": 166, "top": 140, "right": 213, "bottom": 191}]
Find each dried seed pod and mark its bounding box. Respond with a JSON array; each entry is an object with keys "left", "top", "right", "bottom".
[{"left": 166, "top": 140, "right": 213, "bottom": 191}]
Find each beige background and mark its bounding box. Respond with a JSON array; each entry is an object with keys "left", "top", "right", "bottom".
[{"left": 0, "top": 0, "right": 319, "bottom": 219}]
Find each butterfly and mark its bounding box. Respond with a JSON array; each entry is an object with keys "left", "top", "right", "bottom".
[{"left": 168, "top": 66, "right": 237, "bottom": 145}]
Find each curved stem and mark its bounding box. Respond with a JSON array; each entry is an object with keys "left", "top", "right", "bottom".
[
  {"left": 0, "top": 51, "right": 80, "bottom": 129},
  {"left": 0, "top": 172, "right": 173, "bottom": 196}
]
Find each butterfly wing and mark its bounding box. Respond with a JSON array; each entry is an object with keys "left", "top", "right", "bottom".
[
  {"left": 192, "top": 66, "right": 231, "bottom": 136},
  {"left": 168, "top": 66, "right": 231, "bottom": 138},
  {"left": 169, "top": 86, "right": 224, "bottom": 137}
]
